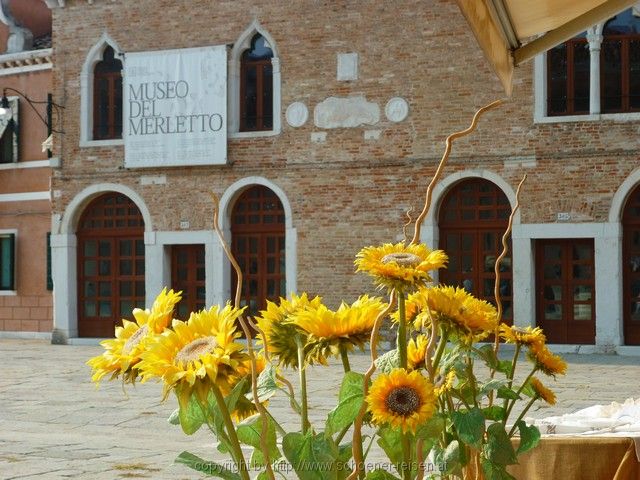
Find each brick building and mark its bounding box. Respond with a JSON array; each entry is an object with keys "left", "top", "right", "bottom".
[
  {"left": 0, "top": 0, "right": 54, "bottom": 337},
  {"left": 38, "top": 0, "right": 640, "bottom": 352}
]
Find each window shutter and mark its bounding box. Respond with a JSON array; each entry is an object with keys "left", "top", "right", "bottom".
[
  {"left": 0, "top": 233, "right": 15, "bottom": 290},
  {"left": 46, "top": 232, "right": 53, "bottom": 290}
]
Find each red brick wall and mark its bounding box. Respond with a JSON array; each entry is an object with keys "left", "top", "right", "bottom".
[{"left": 49, "top": 0, "right": 640, "bottom": 308}]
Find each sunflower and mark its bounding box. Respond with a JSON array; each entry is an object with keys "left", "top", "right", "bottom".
[
  {"left": 255, "top": 293, "right": 324, "bottom": 368},
  {"left": 355, "top": 242, "right": 448, "bottom": 293},
  {"left": 367, "top": 368, "right": 436, "bottom": 433},
  {"left": 434, "top": 370, "right": 456, "bottom": 397},
  {"left": 527, "top": 342, "right": 567, "bottom": 377},
  {"left": 407, "top": 334, "right": 429, "bottom": 370},
  {"left": 231, "top": 354, "right": 270, "bottom": 422},
  {"left": 423, "top": 285, "right": 498, "bottom": 337},
  {"left": 530, "top": 377, "right": 556, "bottom": 405},
  {"left": 294, "top": 295, "right": 387, "bottom": 360},
  {"left": 391, "top": 288, "right": 432, "bottom": 329},
  {"left": 87, "top": 288, "right": 182, "bottom": 385},
  {"left": 499, "top": 324, "right": 546, "bottom": 347},
  {"left": 136, "top": 304, "right": 248, "bottom": 411}
]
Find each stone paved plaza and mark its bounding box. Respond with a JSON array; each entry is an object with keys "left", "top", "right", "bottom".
[{"left": 1, "top": 339, "right": 640, "bottom": 479}]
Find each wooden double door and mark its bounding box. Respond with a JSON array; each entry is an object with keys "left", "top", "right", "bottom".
[{"left": 535, "top": 239, "right": 595, "bottom": 344}]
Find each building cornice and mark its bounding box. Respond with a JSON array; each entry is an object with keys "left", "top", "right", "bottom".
[{"left": 0, "top": 48, "right": 52, "bottom": 76}]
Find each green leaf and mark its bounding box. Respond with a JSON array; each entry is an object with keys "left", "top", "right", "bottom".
[
  {"left": 520, "top": 380, "right": 536, "bottom": 398},
  {"left": 475, "top": 344, "right": 499, "bottom": 369},
  {"left": 176, "top": 392, "right": 208, "bottom": 435},
  {"left": 326, "top": 372, "right": 365, "bottom": 436},
  {"left": 415, "top": 413, "right": 446, "bottom": 441},
  {"left": 451, "top": 407, "right": 485, "bottom": 448},
  {"left": 336, "top": 443, "right": 353, "bottom": 480},
  {"left": 365, "top": 469, "right": 401, "bottom": 480},
  {"left": 168, "top": 407, "right": 180, "bottom": 425},
  {"left": 237, "top": 416, "right": 281, "bottom": 467},
  {"left": 282, "top": 432, "right": 339, "bottom": 480},
  {"left": 496, "top": 360, "right": 513, "bottom": 376},
  {"left": 374, "top": 349, "right": 400, "bottom": 373},
  {"left": 175, "top": 451, "right": 241, "bottom": 479},
  {"left": 434, "top": 440, "right": 461, "bottom": 475},
  {"left": 482, "top": 406, "right": 506, "bottom": 421},
  {"left": 496, "top": 386, "right": 520, "bottom": 401},
  {"left": 376, "top": 426, "right": 404, "bottom": 468},
  {"left": 484, "top": 423, "right": 517, "bottom": 467},
  {"left": 481, "top": 459, "right": 517, "bottom": 480},
  {"left": 515, "top": 421, "right": 541, "bottom": 455},
  {"left": 479, "top": 379, "right": 508, "bottom": 397},
  {"left": 255, "top": 363, "right": 281, "bottom": 403},
  {"left": 255, "top": 472, "right": 270, "bottom": 480}
]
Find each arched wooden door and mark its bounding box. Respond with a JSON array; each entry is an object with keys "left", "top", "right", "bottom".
[
  {"left": 623, "top": 184, "right": 640, "bottom": 345},
  {"left": 231, "top": 186, "right": 285, "bottom": 316},
  {"left": 438, "top": 179, "right": 513, "bottom": 323},
  {"left": 77, "top": 193, "right": 145, "bottom": 337}
]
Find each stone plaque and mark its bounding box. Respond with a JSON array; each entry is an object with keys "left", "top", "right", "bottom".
[
  {"left": 385, "top": 97, "right": 409, "bottom": 122},
  {"left": 285, "top": 102, "right": 308, "bottom": 128}
]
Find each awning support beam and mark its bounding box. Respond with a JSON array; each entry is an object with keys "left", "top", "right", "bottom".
[{"left": 514, "top": 0, "right": 638, "bottom": 65}]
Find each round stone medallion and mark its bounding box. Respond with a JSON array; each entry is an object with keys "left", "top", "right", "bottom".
[
  {"left": 385, "top": 97, "right": 409, "bottom": 123},
  {"left": 285, "top": 102, "right": 309, "bottom": 128}
]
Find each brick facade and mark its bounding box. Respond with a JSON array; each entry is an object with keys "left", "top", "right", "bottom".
[{"left": 47, "top": 0, "right": 640, "bottom": 349}]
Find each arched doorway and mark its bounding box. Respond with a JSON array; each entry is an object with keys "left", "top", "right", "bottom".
[
  {"left": 231, "top": 185, "right": 285, "bottom": 316},
  {"left": 623, "top": 184, "right": 640, "bottom": 345},
  {"left": 77, "top": 192, "right": 145, "bottom": 337},
  {"left": 438, "top": 178, "right": 513, "bottom": 323}
]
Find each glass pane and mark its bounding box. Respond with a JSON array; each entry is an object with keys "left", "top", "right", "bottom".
[
  {"left": 99, "top": 281, "right": 111, "bottom": 296},
  {"left": 602, "top": 39, "right": 623, "bottom": 112},
  {"left": 267, "top": 237, "right": 276, "bottom": 253},
  {"left": 446, "top": 233, "right": 459, "bottom": 250},
  {"left": 249, "top": 259, "right": 258, "bottom": 274},
  {"left": 461, "top": 234, "right": 473, "bottom": 251},
  {"left": 573, "top": 264, "right": 592, "bottom": 280},
  {"left": 573, "top": 244, "right": 592, "bottom": 260},
  {"left": 99, "top": 301, "right": 112, "bottom": 317},
  {"left": 84, "top": 281, "right": 96, "bottom": 297},
  {"left": 249, "top": 279, "right": 258, "bottom": 295},
  {"left": 98, "top": 240, "right": 111, "bottom": 256},
  {"left": 484, "top": 255, "right": 496, "bottom": 272},
  {"left": 548, "top": 44, "right": 568, "bottom": 114},
  {"left": 136, "top": 260, "right": 145, "bottom": 274},
  {"left": 119, "top": 240, "right": 132, "bottom": 256},
  {"left": 483, "top": 232, "right": 494, "bottom": 250},
  {"left": 84, "top": 301, "right": 96, "bottom": 316},
  {"left": 461, "top": 255, "right": 473, "bottom": 272},
  {"left": 630, "top": 40, "right": 640, "bottom": 109},
  {"left": 545, "top": 304, "right": 562, "bottom": 320},
  {"left": 499, "top": 279, "right": 511, "bottom": 297},
  {"left": 544, "top": 245, "right": 562, "bottom": 260},
  {"left": 267, "top": 257, "right": 275, "bottom": 274},
  {"left": 237, "top": 237, "right": 246, "bottom": 253},
  {"left": 84, "top": 240, "right": 97, "bottom": 256},
  {"left": 483, "top": 279, "right": 494, "bottom": 297},
  {"left": 99, "top": 260, "right": 111, "bottom": 275},
  {"left": 120, "top": 300, "right": 133, "bottom": 316},
  {"left": 573, "top": 41, "right": 590, "bottom": 112},
  {"left": 119, "top": 281, "right": 132, "bottom": 296},
  {"left": 84, "top": 260, "right": 97, "bottom": 276},
  {"left": 135, "top": 240, "right": 145, "bottom": 256},
  {"left": 574, "top": 304, "right": 591, "bottom": 320},
  {"left": 574, "top": 285, "right": 591, "bottom": 301},
  {"left": 544, "top": 285, "right": 562, "bottom": 301},
  {"left": 177, "top": 249, "right": 188, "bottom": 264},
  {"left": 196, "top": 267, "right": 205, "bottom": 281},
  {"left": 544, "top": 264, "right": 561, "bottom": 280},
  {"left": 177, "top": 267, "right": 187, "bottom": 281},
  {"left": 267, "top": 279, "right": 275, "bottom": 297},
  {"left": 119, "top": 260, "right": 132, "bottom": 275},
  {"left": 250, "top": 237, "right": 258, "bottom": 254},
  {"left": 479, "top": 210, "right": 493, "bottom": 220},
  {"left": 197, "top": 286, "right": 206, "bottom": 300}
]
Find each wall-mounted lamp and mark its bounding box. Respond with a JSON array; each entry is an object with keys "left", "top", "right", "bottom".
[{"left": 0, "top": 87, "right": 64, "bottom": 156}]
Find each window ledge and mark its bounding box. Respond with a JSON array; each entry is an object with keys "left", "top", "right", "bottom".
[
  {"left": 80, "top": 139, "right": 124, "bottom": 148},
  {"left": 0, "top": 158, "right": 58, "bottom": 170},
  {"left": 0, "top": 290, "right": 17, "bottom": 296},
  {"left": 229, "top": 128, "right": 281, "bottom": 139},
  {"left": 534, "top": 112, "right": 640, "bottom": 124}
]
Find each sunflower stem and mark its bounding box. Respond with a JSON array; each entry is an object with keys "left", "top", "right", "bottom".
[
  {"left": 397, "top": 291, "right": 408, "bottom": 369},
  {"left": 431, "top": 327, "right": 449, "bottom": 375},
  {"left": 401, "top": 433, "right": 412, "bottom": 480},
  {"left": 507, "top": 395, "right": 538, "bottom": 437},
  {"left": 296, "top": 335, "right": 311, "bottom": 435},
  {"left": 210, "top": 383, "right": 250, "bottom": 480},
  {"left": 504, "top": 367, "right": 536, "bottom": 425},
  {"left": 340, "top": 345, "right": 351, "bottom": 373},
  {"left": 502, "top": 343, "right": 522, "bottom": 413}
]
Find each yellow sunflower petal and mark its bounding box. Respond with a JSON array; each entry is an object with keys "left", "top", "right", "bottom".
[{"left": 366, "top": 368, "right": 436, "bottom": 434}]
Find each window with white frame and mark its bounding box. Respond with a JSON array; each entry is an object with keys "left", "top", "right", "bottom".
[
  {"left": 0, "top": 232, "right": 15, "bottom": 290},
  {"left": 0, "top": 97, "right": 18, "bottom": 163},
  {"left": 80, "top": 34, "right": 124, "bottom": 146},
  {"left": 541, "top": 8, "right": 640, "bottom": 119},
  {"left": 229, "top": 21, "right": 281, "bottom": 137}
]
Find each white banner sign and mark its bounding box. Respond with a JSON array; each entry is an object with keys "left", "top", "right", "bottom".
[{"left": 124, "top": 45, "right": 227, "bottom": 168}]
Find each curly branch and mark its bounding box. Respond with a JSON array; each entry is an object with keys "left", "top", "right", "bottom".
[{"left": 411, "top": 100, "right": 503, "bottom": 245}]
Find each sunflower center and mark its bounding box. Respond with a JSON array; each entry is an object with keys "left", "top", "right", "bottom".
[
  {"left": 175, "top": 336, "right": 218, "bottom": 364},
  {"left": 381, "top": 253, "right": 422, "bottom": 267},
  {"left": 122, "top": 324, "right": 149, "bottom": 355},
  {"left": 385, "top": 386, "right": 421, "bottom": 416}
]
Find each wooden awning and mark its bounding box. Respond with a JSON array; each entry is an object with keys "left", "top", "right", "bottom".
[{"left": 456, "top": 0, "right": 639, "bottom": 95}]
